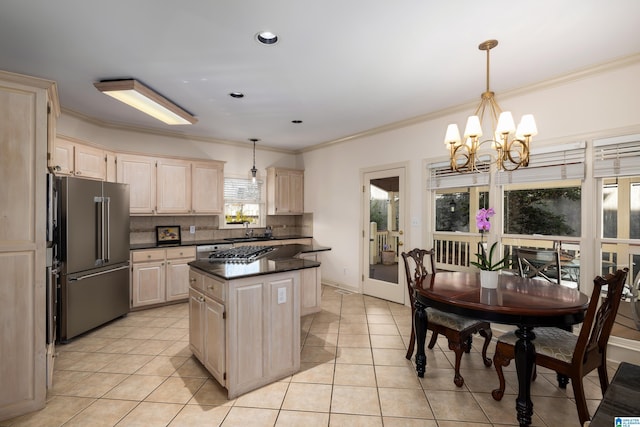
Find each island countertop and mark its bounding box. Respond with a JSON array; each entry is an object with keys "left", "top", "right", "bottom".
[{"left": 188, "top": 244, "right": 329, "bottom": 280}]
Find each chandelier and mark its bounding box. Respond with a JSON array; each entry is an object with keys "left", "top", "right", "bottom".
[{"left": 444, "top": 40, "right": 537, "bottom": 173}]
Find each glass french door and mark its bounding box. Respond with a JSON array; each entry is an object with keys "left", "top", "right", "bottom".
[{"left": 362, "top": 167, "right": 406, "bottom": 304}]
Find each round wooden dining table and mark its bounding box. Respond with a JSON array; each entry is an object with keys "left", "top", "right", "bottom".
[{"left": 413, "top": 271, "right": 589, "bottom": 427}]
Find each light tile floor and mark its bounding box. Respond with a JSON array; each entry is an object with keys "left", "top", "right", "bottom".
[{"left": 2, "top": 286, "right": 612, "bottom": 427}]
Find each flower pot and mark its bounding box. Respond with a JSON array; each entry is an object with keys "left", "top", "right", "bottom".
[
  {"left": 381, "top": 250, "right": 395, "bottom": 265},
  {"left": 480, "top": 270, "right": 499, "bottom": 289}
]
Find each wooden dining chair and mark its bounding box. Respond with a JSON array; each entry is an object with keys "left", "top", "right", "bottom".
[
  {"left": 515, "top": 247, "right": 578, "bottom": 289},
  {"left": 402, "top": 248, "right": 493, "bottom": 387},
  {"left": 491, "top": 268, "right": 629, "bottom": 426}
]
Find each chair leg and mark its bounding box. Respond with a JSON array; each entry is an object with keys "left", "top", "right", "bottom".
[
  {"left": 479, "top": 328, "right": 493, "bottom": 367},
  {"left": 427, "top": 331, "right": 438, "bottom": 349},
  {"left": 597, "top": 364, "right": 609, "bottom": 395},
  {"left": 406, "top": 323, "right": 415, "bottom": 360},
  {"left": 570, "top": 376, "right": 591, "bottom": 426},
  {"left": 448, "top": 340, "right": 466, "bottom": 387},
  {"left": 491, "top": 342, "right": 512, "bottom": 401}
]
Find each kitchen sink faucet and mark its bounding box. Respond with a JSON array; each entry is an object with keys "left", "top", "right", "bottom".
[{"left": 244, "top": 221, "right": 253, "bottom": 237}]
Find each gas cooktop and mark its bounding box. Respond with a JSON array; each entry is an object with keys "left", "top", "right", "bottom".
[{"left": 208, "top": 245, "right": 275, "bottom": 263}]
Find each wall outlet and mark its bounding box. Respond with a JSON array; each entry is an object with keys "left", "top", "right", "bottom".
[
  {"left": 277, "top": 287, "right": 287, "bottom": 304},
  {"left": 189, "top": 225, "right": 196, "bottom": 234}
]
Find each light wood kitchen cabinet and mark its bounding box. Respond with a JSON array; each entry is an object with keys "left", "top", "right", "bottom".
[
  {"left": 117, "top": 154, "right": 224, "bottom": 215},
  {"left": 105, "top": 151, "right": 116, "bottom": 182},
  {"left": 0, "top": 70, "right": 58, "bottom": 420},
  {"left": 191, "top": 160, "right": 224, "bottom": 214},
  {"left": 298, "top": 252, "right": 322, "bottom": 316},
  {"left": 267, "top": 167, "right": 304, "bottom": 215},
  {"left": 203, "top": 295, "right": 226, "bottom": 384},
  {"left": 156, "top": 158, "right": 191, "bottom": 214},
  {"left": 52, "top": 136, "right": 107, "bottom": 180},
  {"left": 131, "top": 246, "right": 196, "bottom": 308},
  {"left": 131, "top": 249, "right": 165, "bottom": 307},
  {"left": 53, "top": 136, "right": 74, "bottom": 175},
  {"left": 117, "top": 153, "right": 157, "bottom": 214},
  {"left": 189, "top": 268, "right": 300, "bottom": 399},
  {"left": 165, "top": 247, "right": 196, "bottom": 301}
]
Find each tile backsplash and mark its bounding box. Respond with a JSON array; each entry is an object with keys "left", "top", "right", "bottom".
[{"left": 130, "top": 213, "right": 313, "bottom": 245}]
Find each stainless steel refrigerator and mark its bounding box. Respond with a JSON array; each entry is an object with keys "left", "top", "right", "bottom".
[{"left": 56, "top": 176, "right": 130, "bottom": 342}]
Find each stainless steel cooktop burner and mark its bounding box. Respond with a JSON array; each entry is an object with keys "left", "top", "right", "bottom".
[{"left": 208, "top": 245, "right": 275, "bottom": 263}]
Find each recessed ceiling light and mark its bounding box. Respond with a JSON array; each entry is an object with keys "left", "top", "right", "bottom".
[
  {"left": 229, "top": 92, "right": 244, "bottom": 98},
  {"left": 256, "top": 31, "right": 278, "bottom": 45},
  {"left": 292, "top": 120, "right": 303, "bottom": 124}
]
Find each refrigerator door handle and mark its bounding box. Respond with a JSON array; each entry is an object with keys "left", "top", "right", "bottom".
[
  {"left": 68, "top": 264, "right": 130, "bottom": 282},
  {"left": 94, "top": 196, "right": 104, "bottom": 265},
  {"left": 104, "top": 196, "right": 111, "bottom": 263}
]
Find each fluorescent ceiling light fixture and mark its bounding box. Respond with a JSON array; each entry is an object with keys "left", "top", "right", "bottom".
[{"left": 94, "top": 79, "right": 197, "bottom": 125}]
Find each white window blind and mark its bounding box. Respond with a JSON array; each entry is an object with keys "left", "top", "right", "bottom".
[
  {"left": 495, "top": 141, "right": 586, "bottom": 185},
  {"left": 593, "top": 134, "right": 640, "bottom": 178},
  {"left": 427, "top": 161, "right": 490, "bottom": 189},
  {"left": 224, "top": 177, "right": 263, "bottom": 202}
]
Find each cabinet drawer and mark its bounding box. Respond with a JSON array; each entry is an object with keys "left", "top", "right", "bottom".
[
  {"left": 166, "top": 246, "right": 196, "bottom": 259},
  {"left": 189, "top": 269, "right": 204, "bottom": 293},
  {"left": 203, "top": 275, "right": 225, "bottom": 302},
  {"left": 132, "top": 249, "right": 165, "bottom": 262}
]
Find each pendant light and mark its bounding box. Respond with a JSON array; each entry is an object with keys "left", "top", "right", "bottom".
[{"left": 249, "top": 138, "right": 259, "bottom": 183}]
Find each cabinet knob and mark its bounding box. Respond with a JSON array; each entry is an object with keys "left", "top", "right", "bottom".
[
  {"left": 207, "top": 285, "right": 214, "bottom": 290},
  {"left": 76, "top": 171, "right": 81, "bottom": 175},
  {"left": 190, "top": 278, "right": 196, "bottom": 282},
  {"left": 147, "top": 255, "right": 151, "bottom": 259}
]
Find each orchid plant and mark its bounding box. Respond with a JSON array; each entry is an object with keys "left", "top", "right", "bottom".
[{"left": 470, "top": 208, "right": 511, "bottom": 271}]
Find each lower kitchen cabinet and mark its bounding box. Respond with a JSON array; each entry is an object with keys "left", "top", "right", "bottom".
[
  {"left": 131, "top": 246, "right": 196, "bottom": 308},
  {"left": 189, "top": 268, "right": 300, "bottom": 399},
  {"left": 189, "top": 287, "right": 225, "bottom": 386}
]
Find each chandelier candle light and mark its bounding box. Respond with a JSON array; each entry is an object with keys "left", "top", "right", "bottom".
[{"left": 444, "top": 40, "right": 538, "bottom": 173}]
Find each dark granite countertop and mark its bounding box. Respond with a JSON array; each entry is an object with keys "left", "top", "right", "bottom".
[
  {"left": 130, "top": 235, "right": 313, "bottom": 251},
  {"left": 188, "top": 244, "right": 329, "bottom": 280}
]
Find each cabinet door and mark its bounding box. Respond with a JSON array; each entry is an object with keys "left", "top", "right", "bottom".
[
  {"left": 156, "top": 159, "right": 191, "bottom": 214},
  {"left": 105, "top": 151, "right": 117, "bottom": 183},
  {"left": 189, "top": 289, "right": 205, "bottom": 360},
  {"left": 264, "top": 275, "right": 299, "bottom": 377},
  {"left": 192, "top": 161, "right": 224, "bottom": 214},
  {"left": 53, "top": 137, "right": 74, "bottom": 176},
  {"left": 289, "top": 171, "right": 304, "bottom": 214},
  {"left": 74, "top": 143, "right": 105, "bottom": 180},
  {"left": 275, "top": 171, "right": 291, "bottom": 213},
  {"left": 0, "top": 72, "right": 52, "bottom": 420},
  {"left": 166, "top": 258, "right": 193, "bottom": 301},
  {"left": 131, "top": 261, "right": 165, "bottom": 307},
  {"left": 117, "top": 154, "right": 156, "bottom": 214},
  {"left": 204, "top": 297, "right": 226, "bottom": 386}
]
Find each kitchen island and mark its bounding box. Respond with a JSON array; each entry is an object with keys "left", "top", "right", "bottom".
[{"left": 188, "top": 244, "right": 327, "bottom": 398}]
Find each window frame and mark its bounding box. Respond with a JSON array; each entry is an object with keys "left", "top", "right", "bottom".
[{"left": 219, "top": 174, "right": 266, "bottom": 229}]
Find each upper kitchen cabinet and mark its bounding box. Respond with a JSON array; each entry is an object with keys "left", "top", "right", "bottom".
[
  {"left": 51, "top": 136, "right": 107, "bottom": 181},
  {"left": 0, "top": 70, "right": 58, "bottom": 421},
  {"left": 191, "top": 161, "right": 224, "bottom": 214},
  {"left": 156, "top": 159, "right": 191, "bottom": 214},
  {"left": 267, "top": 167, "right": 304, "bottom": 215},
  {"left": 116, "top": 153, "right": 157, "bottom": 214},
  {"left": 117, "top": 153, "right": 225, "bottom": 216}
]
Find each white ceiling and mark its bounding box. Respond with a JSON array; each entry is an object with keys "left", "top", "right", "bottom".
[{"left": 1, "top": 1, "right": 639, "bottom": 152}]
